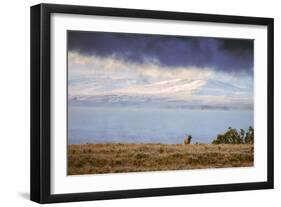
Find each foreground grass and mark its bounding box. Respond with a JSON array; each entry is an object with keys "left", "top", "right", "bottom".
[{"left": 68, "top": 143, "right": 254, "bottom": 175}]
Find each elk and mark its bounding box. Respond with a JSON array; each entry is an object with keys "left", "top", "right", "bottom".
[{"left": 183, "top": 134, "right": 192, "bottom": 145}]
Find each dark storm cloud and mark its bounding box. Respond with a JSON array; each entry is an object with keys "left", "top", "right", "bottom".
[{"left": 68, "top": 31, "right": 253, "bottom": 73}]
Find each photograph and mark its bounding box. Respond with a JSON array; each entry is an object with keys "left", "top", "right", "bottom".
[
  {"left": 67, "top": 31, "right": 254, "bottom": 175},
  {"left": 30, "top": 3, "right": 274, "bottom": 203}
]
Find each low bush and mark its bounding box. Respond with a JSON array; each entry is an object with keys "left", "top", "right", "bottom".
[{"left": 212, "top": 126, "right": 254, "bottom": 144}]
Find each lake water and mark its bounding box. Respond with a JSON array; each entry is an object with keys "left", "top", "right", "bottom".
[{"left": 68, "top": 106, "right": 253, "bottom": 144}]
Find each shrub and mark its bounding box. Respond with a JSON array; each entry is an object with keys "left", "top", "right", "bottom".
[
  {"left": 244, "top": 126, "right": 254, "bottom": 144},
  {"left": 212, "top": 126, "right": 254, "bottom": 144}
]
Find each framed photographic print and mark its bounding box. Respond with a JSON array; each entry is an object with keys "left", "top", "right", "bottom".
[{"left": 30, "top": 3, "right": 274, "bottom": 203}]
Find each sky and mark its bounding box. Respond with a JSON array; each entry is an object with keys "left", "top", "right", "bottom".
[{"left": 67, "top": 31, "right": 254, "bottom": 110}]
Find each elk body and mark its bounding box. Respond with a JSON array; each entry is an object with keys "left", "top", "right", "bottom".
[{"left": 183, "top": 135, "right": 192, "bottom": 145}]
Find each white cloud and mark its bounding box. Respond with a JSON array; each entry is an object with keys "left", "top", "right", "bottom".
[
  {"left": 68, "top": 51, "right": 213, "bottom": 97},
  {"left": 114, "top": 79, "right": 207, "bottom": 95},
  {"left": 68, "top": 52, "right": 253, "bottom": 109}
]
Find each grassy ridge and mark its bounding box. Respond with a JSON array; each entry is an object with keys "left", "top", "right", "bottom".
[{"left": 67, "top": 143, "right": 254, "bottom": 175}]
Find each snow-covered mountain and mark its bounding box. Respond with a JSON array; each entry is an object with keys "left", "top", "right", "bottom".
[
  {"left": 196, "top": 79, "right": 251, "bottom": 96},
  {"left": 69, "top": 77, "right": 253, "bottom": 110}
]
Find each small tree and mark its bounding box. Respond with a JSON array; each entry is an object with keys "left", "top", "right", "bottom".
[
  {"left": 245, "top": 126, "right": 254, "bottom": 144},
  {"left": 239, "top": 129, "right": 245, "bottom": 144},
  {"left": 212, "top": 126, "right": 254, "bottom": 144},
  {"left": 212, "top": 134, "right": 223, "bottom": 144}
]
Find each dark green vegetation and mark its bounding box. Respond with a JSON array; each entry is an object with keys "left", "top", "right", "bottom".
[
  {"left": 68, "top": 143, "right": 254, "bottom": 175},
  {"left": 212, "top": 126, "right": 254, "bottom": 144}
]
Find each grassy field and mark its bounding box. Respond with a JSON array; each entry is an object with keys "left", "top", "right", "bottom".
[{"left": 67, "top": 143, "right": 254, "bottom": 175}]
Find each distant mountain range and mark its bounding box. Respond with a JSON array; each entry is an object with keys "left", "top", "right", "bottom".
[{"left": 69, "top": 78, "right": 253, "bottom": 110}]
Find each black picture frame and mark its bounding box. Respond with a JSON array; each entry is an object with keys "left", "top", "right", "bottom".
[{"left": 30, "top": 3, "right": 274, "bottom": 204}]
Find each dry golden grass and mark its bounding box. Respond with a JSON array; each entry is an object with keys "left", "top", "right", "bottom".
[{"left": 67, "top": 143, "right": 254, "bottom": 175}]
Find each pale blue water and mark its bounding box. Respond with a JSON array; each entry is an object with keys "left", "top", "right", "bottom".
[{"left": 68, "top": 106, "right": 253, "bottom": 144}]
